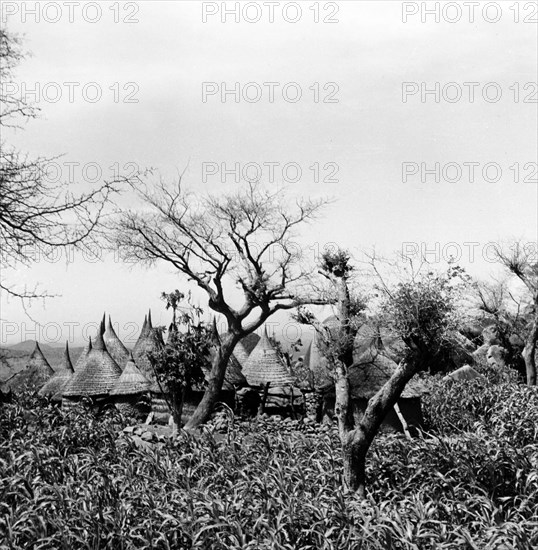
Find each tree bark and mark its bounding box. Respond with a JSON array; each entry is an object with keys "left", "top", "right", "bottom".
[
  {"left": 339, "top": 360, "right": 421, "bottom": 495},
  {"left": 171, "top": 387, "right": 186, "bottom": 431},
  {"left": 523, "top": 316, "right": 537, "bottom": 386},
  {"left": 185, "top": 332, "right": 238, "bottom": 430}
]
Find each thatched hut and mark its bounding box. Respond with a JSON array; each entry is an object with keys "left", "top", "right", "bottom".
[
  {"left": 62, "top": 325, "right": 122, "bottom": 410},
  {"left": 13, "top": 342, "right": 54, "bottom": 391},
  {"left": 39, "top": 341, "right": 74, "bottom": 401},
  {"left": 110, "top": 354, "right": 151, "bottom": 417},
  {"left": 243, "top": 327, "right": 294, "bottom": 387},
  {"left": 104, "top": 314, "right": 130, "bottom": 370}
]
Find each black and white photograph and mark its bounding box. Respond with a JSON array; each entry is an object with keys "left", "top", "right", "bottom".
[{"left": 1, "top": 1, "right": 537, "bottom": 547}]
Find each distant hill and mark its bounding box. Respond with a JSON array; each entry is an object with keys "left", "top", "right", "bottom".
[
  {"left": 0, "top": 343, "right": 85, "bottom": 384},
  {"left": 7, "top": 340, "right": 57, "bottom": 353}
]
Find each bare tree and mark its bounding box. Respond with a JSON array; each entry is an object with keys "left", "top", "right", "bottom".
[
  {"left": 112, "top": 176, "right": 329, "bottom": 428},
  {"left": 0, "top": 29, "right": 119, "bottom": 303},
  {"left": 494, "top": 242, "right": 538, "bottom": 385}
]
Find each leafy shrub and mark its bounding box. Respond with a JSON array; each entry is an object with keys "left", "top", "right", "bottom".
[{"left": 422, "top": 377, "right": 538, "bottom": 442}]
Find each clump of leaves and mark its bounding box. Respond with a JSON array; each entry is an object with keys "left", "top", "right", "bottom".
[{"left": 149, "top": 291, "right": 212, "bottom": 426}]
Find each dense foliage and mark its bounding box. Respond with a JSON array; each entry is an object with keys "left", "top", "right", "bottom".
[{"left": 1, "top": 386, "right": 537, "bottom": 549}]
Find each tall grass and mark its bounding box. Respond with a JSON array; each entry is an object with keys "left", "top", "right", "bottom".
[{"left": 1, "top": 389, "right": 537, "bottom": 549}]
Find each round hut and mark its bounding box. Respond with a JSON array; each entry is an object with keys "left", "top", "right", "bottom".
[
  {"left": 110, "top": 354, "right": 151, "bottom": 418},
  {"left": 13, "top": 342, "right": 54, "bottom": 391},
  {"left": 62, "top": 322, "right": 122, "bottom": 410},
  {"left": 242, "top": 327, "right": 302, "bottom": 415},
  {"left": 39, "top": 341, "right": 74, "bottom": 402},
  {"left": 243, "top": 327, "right": 294, "bottom": 387},
  {"left": 104, "top": 314, "right": 130, "bottom": 370}
]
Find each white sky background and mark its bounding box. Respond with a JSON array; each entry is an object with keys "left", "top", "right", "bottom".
[{"left": 1, "top": 1, "right": 537, "bottom": 346}]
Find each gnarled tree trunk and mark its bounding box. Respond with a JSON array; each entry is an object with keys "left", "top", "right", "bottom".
[
  {"left": 185, "top": 332, "right": 238, "bottom": 430},
  {"left": 335, "top": 359, "right": 421, "bottom": 496}
]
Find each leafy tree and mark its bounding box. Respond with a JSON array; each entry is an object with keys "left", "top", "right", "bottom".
[
  {"left": 149, "top": 294, "right": 211, "bottom": 429},
  {"left": 112, "top": 180, "right": 328, "bottom": 428},
  {"left": 0, "top": 29, "right": 119, "bottom": 302}
]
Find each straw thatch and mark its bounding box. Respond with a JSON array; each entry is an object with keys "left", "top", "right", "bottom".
[
  {"left": 63, "top": 327, "right": 122, "bottom": 397},
  {"left": 349, "top": 349, "right": 427, "bottom": 399},
  {"left": 110, "top": 355, "right": 151, "bottom": 396},
  {"left": 39, "top": 341, "right": 74, "bottom": 400},
  {"left": 133, "top": 310, "right": 163, "bottom": 382},
  {"left": 74, "top": 338, "right": 92, "bottom": 371},
  {"left": 243, "top": 327, "right": 294, "bottom": 386},
  {"left": 18, "top": 342, "right": 54, "bottom": 389},
  {"left": 104, "top": 315, "right": 130, "bottom": 369}
]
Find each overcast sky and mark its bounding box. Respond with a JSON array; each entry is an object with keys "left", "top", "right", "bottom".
[{"left": 1, "top": 1, "right": 537, "bottom": 347}]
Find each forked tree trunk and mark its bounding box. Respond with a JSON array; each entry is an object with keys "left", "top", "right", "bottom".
[
  {"left": 523, "top": 317, "right": 538, "bottom": 386},
  {"left": 185, "top": 332, "right": 238, "bottom": 430},
  {"left": 335, "top": 358, "right": 421, "bottom": 496}
]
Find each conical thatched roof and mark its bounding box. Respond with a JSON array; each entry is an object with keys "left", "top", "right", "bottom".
[
  {"left": 243, "top": 327, "right": 294, "bottom": 386},
  {"left": 110, "top": 354, "right": 151, "bottom": 396},
  {"left": 74, "top": 338, "right": 92, "bottom": 371},
  {"left": 304, "top": 331, "right": 333, "bottom": 389},
  {"left": 63, "top": 326, "right": 122, "bottom": 397},
  {"left": 17, "top": 342, "right": 54, "bottom": 389},
  {"left": 104, "top": 315, "right": 130, "bottom": 370},
  {"left": 349, "top": 349, "right": 426, "bottom": 399},
  {"left": 133, "top": 310, "right": 163, "bottom": 381},
  {"left": 39, "top": 341, "right": 74, "bottom": 399}
]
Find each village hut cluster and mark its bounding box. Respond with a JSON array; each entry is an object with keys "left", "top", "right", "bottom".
[
  {"left": 14, "top": 308, "right": 508, "bottom": 433},
  {"left": 38, "top": 313, "right": 157, "bottom": 420}
]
